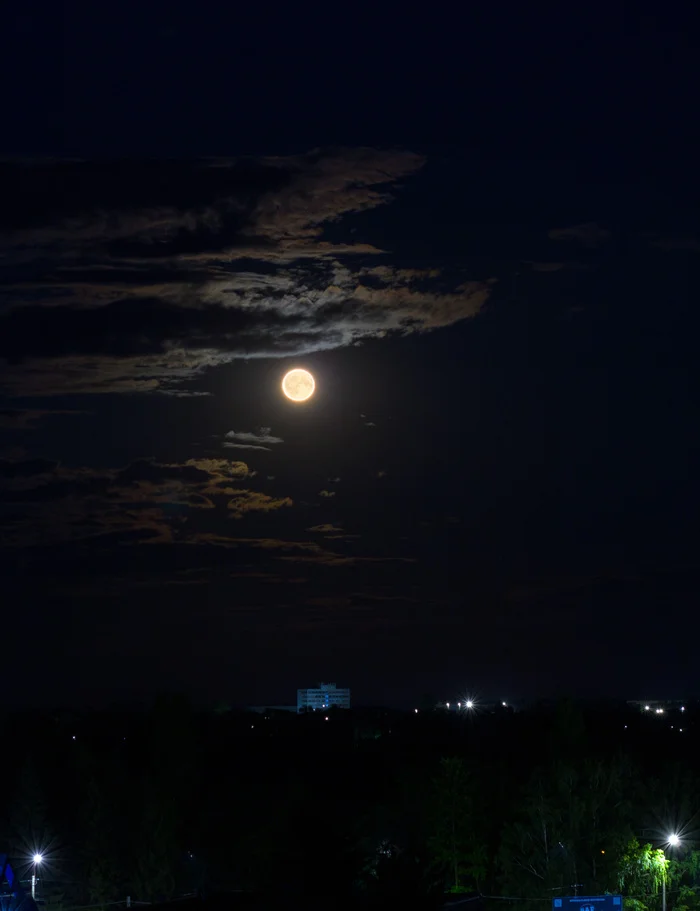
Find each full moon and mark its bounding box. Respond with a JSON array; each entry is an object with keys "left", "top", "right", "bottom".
[{"left": 282, "top": 368, "right": 315, "bottom": 402}]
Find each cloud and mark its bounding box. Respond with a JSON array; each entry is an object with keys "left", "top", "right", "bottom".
[
  {"left": 307, "top": 524, "right": 344, "bottom": 533},
  {"left": 159, "top": 390, "right": 213, "bottom": 398},
  {"left": 0, "top": 456, "right": 285, "bottom": 547},
  {"left": 318, "top": 489, "right": 336, "bottom": 498},
  {"left": 644, "top": 234, "right": 700, "bottom": 252},
  {"left": 0, "top": 409, "right": 88, "bottom": 429},
  {"left": 526, "top": 261, "right": 567, "bottom": 272},
  {"left": 0, "top": 150, "right": 495, "bottom": 397},
  {"left": 226, "top": 490, "right": 293, "bottom": 518},
  {"left": 548, "top": 222, "right": 611, "bottom": 247},
  {"left": 225, "top": 428, "right": 283, "bottom": 444},
  {"left": 0, "top": 457, "right": 59, "bottom": 478},
  {"left": 223, "top": 428, "right": 284, "bottom": 452},
  {"left": 360, "top": 265, "right": 442, "bottom": 282}
]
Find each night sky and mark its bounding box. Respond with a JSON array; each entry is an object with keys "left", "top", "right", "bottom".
[{"left": 1, "top": 4, "right": 698, "bottom": 708}]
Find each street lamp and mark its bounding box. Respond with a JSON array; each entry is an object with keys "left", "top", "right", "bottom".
[
  {"left": 31, "top": 854, "right": 42, "bottom": 900},
  {"left": 662, "top": 834, "right": 682, "bottom": 911}
]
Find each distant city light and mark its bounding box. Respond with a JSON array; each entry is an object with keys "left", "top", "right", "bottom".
[
  {"left": 645, "top": 705, "right": 650, "bottom": 711},
  {"left": 502, "top": 701, "right": 507, "bottom": 707},
  {"left": 446, "top": 703, "right": 450, "bottom": 708},
  {"left": 324, "top": 716, "right": 329, "bottom": 721},
  {"left": 681, "top": 706, "right": 685, "bottom": 712},
  {"left": 414, "top": 708, "right": 418, "bottom": 713}
]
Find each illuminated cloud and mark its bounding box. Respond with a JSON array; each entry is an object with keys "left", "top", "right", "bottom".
[
  {"left": 0, "top": 457, "right": 287, "bottom": 546},
  {"left": 226, "top": 490, "right": 293, "bottom": 518},
  {"left": 0, "top": 150, "right": 495, "bottom": 396},
  {"left": 223, "top": 428, "right": 284, "bottom": 451},
  {"left": 225, "top": 428, "right": 283, "bottom": 445}
]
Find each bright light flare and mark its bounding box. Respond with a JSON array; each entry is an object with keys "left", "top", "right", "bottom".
[
  {"left": 33, "top": 854, "right": 43, "bottom": 865},
  {"left": 668, "top": 834, "right": 681, "bottom": 847}
]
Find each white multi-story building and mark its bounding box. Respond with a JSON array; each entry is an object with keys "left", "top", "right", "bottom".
[{"left": 297, "top": 682, "right": 351, "bottom": 713}]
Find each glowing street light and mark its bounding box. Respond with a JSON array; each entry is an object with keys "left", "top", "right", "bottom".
[
  {"left": 31, "top": 854, "right": 42, "bottom": 900},
  {"left": 466, "top": 700, "right": 474, "bottom": 709},
  {"left": 661, "top": 835, "right": 681, "bottom": 911}
]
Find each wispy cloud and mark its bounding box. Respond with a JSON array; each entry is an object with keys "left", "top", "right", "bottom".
[
  {"left": 548, "top": 222, "right": 611, "bottom": 247},
  {"left": 0, "top": 150, "right": 495, "bottom": 397},
  {"left": 222, "top": 428, "right": 284, "bottom": 451},
  {"left": 0, "top": 456, "right": 286, "bottom": 547},
  {"left": 226, "top": 490, "right": 293, "bottom": 518},
  {"left": 0, "top": 408, "right": 88, "bottom": 429}
]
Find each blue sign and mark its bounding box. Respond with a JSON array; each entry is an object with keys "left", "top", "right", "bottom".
[{"left": 554, "top": 897, "right": 622, "bottom": 911}]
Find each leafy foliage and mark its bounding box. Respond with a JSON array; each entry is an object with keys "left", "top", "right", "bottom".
[{"left": 1, "top": 699, "right": 699, "bottom": 907}]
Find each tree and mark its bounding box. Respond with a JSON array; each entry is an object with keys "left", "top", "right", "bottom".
[
  {"left": 81, "top": 772, "right": 121, "bottom": 907},
  {"left": 133, "top": 784, "right": 179, "bottom": 901},
  {"left": 427, "top": 757, "right": 487, "bottom": 893},
  {"left": 618, "top": 839, "right": 669, "bottom": 902},
  {"left": 498, "top": 757, "right": 634, "bottom": 900}
]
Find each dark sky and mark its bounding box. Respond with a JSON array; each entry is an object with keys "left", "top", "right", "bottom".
[{"left": 1, "top": 3, "right": 698, "bottom": 709}]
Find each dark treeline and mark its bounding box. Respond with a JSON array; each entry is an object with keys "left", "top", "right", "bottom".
[{"left": 2, "top": 697, "right": 700, "bottom": 910}]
